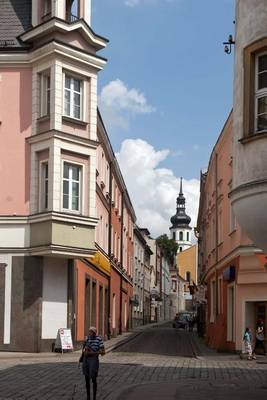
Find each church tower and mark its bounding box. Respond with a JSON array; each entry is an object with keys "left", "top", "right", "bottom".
[{"left": 170, "top": 178, "right": 192, "bottom": 253}]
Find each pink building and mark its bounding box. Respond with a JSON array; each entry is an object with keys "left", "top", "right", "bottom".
[
  {"left": 0, "top": 1, "right": 136, "bottom": 352},
  {"left": 197, "top": 112, "right": 267, "bottom": 352}
]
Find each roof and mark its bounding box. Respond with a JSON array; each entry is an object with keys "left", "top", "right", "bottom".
[{"left": 0, "top": 0, "right": 32, "bottom": 49}]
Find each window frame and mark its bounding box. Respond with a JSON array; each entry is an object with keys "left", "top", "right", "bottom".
[
  {"left": 61, "top": 160, "right": 83, "bottom": 214},
  {"left": 39, "top": 160, "right": 49, "bottom": 211},
  {"left": 243, "top": 38, "right": 267, "bottom": 138},
  {"left": 255, "top": 52, "right": 267, "bottom": 133},
  {"left": 63, "top": 73, "right": 83, "bottom": 121},
  {"left": 40, "top": 71, "right": 51, "bottom": 117}
]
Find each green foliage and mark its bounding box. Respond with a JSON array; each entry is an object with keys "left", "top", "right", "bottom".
[{"left": 156, "top": 234, "right": 178, "bottom": 266}]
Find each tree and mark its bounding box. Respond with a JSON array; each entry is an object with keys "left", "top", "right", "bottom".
[{"left": 156, "top": 234, "right": 178, "bottom": 266}]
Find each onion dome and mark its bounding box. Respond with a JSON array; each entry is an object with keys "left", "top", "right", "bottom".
[{"left": 170, "top": 177, "right": 191, "bottom": 228}]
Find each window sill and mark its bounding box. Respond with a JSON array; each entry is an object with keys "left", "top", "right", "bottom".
[
  {"left": 62, "top": 115, "right": 88, "bottom": 127},
  {"left": 37, "top": 115, "right": 50, "bottom": 122},
  {"left": 239, "top": 131, "right": 267, "bottom": 144}
]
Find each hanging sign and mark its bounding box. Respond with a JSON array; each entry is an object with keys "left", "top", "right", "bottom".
[{"left": 55, "top": 328, "right": 73, "bottom": 353}]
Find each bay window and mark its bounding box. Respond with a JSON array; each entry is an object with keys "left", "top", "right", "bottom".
[
  {"left": 64, "top": 75, "right": 82, "bottom": 120},
  {"left": 63, "top": 162, "right": 82, "bottom": 212}
]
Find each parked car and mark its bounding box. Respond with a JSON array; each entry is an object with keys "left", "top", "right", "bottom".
[{"left": 172, "top": 312, "right": 193, "bottom": 330}]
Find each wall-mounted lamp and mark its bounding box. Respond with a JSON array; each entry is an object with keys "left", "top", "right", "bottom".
[{"left": 223, "top": 34, "right": 235, "bottom": 54}]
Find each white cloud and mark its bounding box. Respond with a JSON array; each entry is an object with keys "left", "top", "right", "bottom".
[
  {"left": 98, "top": 79, "right": 155, "bottom": 131},
  {"left": 116, "top": 138, "right": 200, "bottom": 238}
]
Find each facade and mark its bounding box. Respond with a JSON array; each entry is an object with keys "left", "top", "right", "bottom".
[
  {"left": 230, "top": 0, "right": 267, "bottom": 254},
  {"left": 133, "top": 226, "right": 146, "bottom": 328},
  {"left": 197, "top": 111, "right": 267, "bottom": 352},
  {"left": 160, "top": 255, "right": 170, "bottom": 322},
  {"left": 169, "top": 263, "right": 181, "bottom": 319},
  {"left": 147, "top": 236, "right": 161, "bottom": 323},
  {"left": 176, "top": 245, "right": 197, "bottom": 311},
  {"left": 0, "top": 0, "right": 108, "bottom": 352},
  {"left": 170, "top": 178, "right": 192, "bottom": 253},
  {"left": 0, "top": 0, "right": 136, "bottom": 351}
]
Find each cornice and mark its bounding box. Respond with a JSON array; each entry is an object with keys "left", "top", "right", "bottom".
[
  {"left": 0, "top": 41, "right": 107, "bottom": 71},
  {"left": 26, "top": 129, "right": 99, "bottom": 149},
  {"left": 0, "top": 211, "right": 98, "bottom": 227},
  {"left": 19, "top": 17, "right": 108, "bottom": 50},
  {"left": 200, "top": 244, "right": 263, "bottom": 282}
]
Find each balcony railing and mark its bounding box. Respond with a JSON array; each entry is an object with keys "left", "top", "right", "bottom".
[{"left": 66, "top": 13, "right": 80, "bottom": 23}]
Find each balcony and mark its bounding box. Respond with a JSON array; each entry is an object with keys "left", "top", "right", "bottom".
[{"left": 66, "top": 12, "right": 80, "bottom": 23}]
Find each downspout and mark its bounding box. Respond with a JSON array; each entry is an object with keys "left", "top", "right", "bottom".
[
  {"left": 107, "top": 161, "right": 112, "bottom": 339},
  {"left": 119, "top": 192, "right": 124, "bottom": 334},
  {"left": 215, "top": 152, "right": 219, "bottom": 317}
]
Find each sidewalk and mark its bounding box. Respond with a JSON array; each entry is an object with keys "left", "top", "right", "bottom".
[{"left": 0, "top": 320, "right": 167, "bottom": 361}]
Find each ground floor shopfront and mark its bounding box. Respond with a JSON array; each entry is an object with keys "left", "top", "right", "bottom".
[
  {"left": 205, "top": 253, "right": 267, "bottom": 353},
  {"left": 0, "top": 251, "right": 133, "bottom": 352}
]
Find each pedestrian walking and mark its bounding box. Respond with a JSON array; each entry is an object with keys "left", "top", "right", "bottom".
[
  {"left": 243, "top": 327, "right": 255, "bottom": 360},
  {"left": 80, "top": 327, "right": 105, "bottom": 400},
  {"left": 253, "top": 320, "right": 266, "bottom": 356}
]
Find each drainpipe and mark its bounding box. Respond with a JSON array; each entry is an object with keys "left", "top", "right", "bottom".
[
  {"left": 107, "top": 161, "right": 112, "bottom": 339},
  {"left": 119, "top": 191, "right": 124, "bottom": 335},
  {"left": 215, "top": 152, "right": 219, "bottom": 317}
]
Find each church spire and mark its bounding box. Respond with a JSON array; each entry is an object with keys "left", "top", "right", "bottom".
[
  {"left": 179, "top": 176, "right": 183, "bottom": 195},
  {"left": 170, "top": 177, "right": 191, "bottom": 228}
]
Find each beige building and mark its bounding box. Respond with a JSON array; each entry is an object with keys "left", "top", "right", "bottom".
[{"left": 177, "top": 245, "right": 197, "bottom": 311}]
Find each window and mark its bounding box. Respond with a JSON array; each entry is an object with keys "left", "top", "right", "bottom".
[
  {"left": 186, "top": 232, "right": 189, "bottom": 241},
  {"left": 66, "top": 0, "right": 79, "bottom": 22},
  {"left": 172, "top": 231, "right": 176, "bottom": 240},
  {"left": 179, "top": 246, "right": 182, "bottom": 252},
  {"left": 172, "top": 280, "right": 177, "bottom": 291},
  {"left": 243, "top": 40, "right": 267, "bottom": 137},
  {"left": 179, "top": 231, "right": 183, "bottom": 241},
  {"left": 40, "top": 162, "right": 48, "bottom": 210},
  {"left": 186, "top": 271, "right": 191, "bottom": 282},
  {"left": 256, "top": 54, "right": 267, "bottom": 132},
  {"left": 43, "top": 0, "right": 51, "bottom": 18},
  {"left": 40, "top": 73, "right": 50, "bottom": 117},
  {"left": 64, "top": 75, "right": 82, "bottom": 120},
  {"left": 62, "top": 162, "right": 82, "bottom": 212},
  {"left": 229, "top": 205, "right": 237, "bottom": 233}
]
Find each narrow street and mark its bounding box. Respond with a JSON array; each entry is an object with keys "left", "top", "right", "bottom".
[{"left": 0, "top": 324, "right": 267, "bottom": 399}]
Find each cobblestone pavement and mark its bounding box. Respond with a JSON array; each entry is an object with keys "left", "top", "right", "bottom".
[{"left": 0, "top": 325, "right": 266, "bottom": 399}]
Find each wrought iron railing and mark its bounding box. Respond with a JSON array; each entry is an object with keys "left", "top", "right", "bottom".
[{"left": 66, "top": 13, "right": 80, "bottom": 23}]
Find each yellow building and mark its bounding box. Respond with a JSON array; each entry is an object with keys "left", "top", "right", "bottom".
[{"left": 176, "top": 245, "right": 197, "bottom": 310}]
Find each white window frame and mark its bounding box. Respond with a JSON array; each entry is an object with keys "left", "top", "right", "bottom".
[
  {"left": 39, "top": 160, "right": 49, "bottom": 211},
  {"left": 40, "top": 72, "right": 51, "bottom": 117},
  {"left": 62, "top": 160, "right": 83, "bottom": 213},
  {"left": 63, "top": 73, "right": 83, "bottom": 120},
  {"left": 255, "top": 53, "right": 267, "bottom": 133}
]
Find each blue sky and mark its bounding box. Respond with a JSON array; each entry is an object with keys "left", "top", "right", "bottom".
[{"left": 91, "top": 0, "right": 235, "bottom": 235}]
